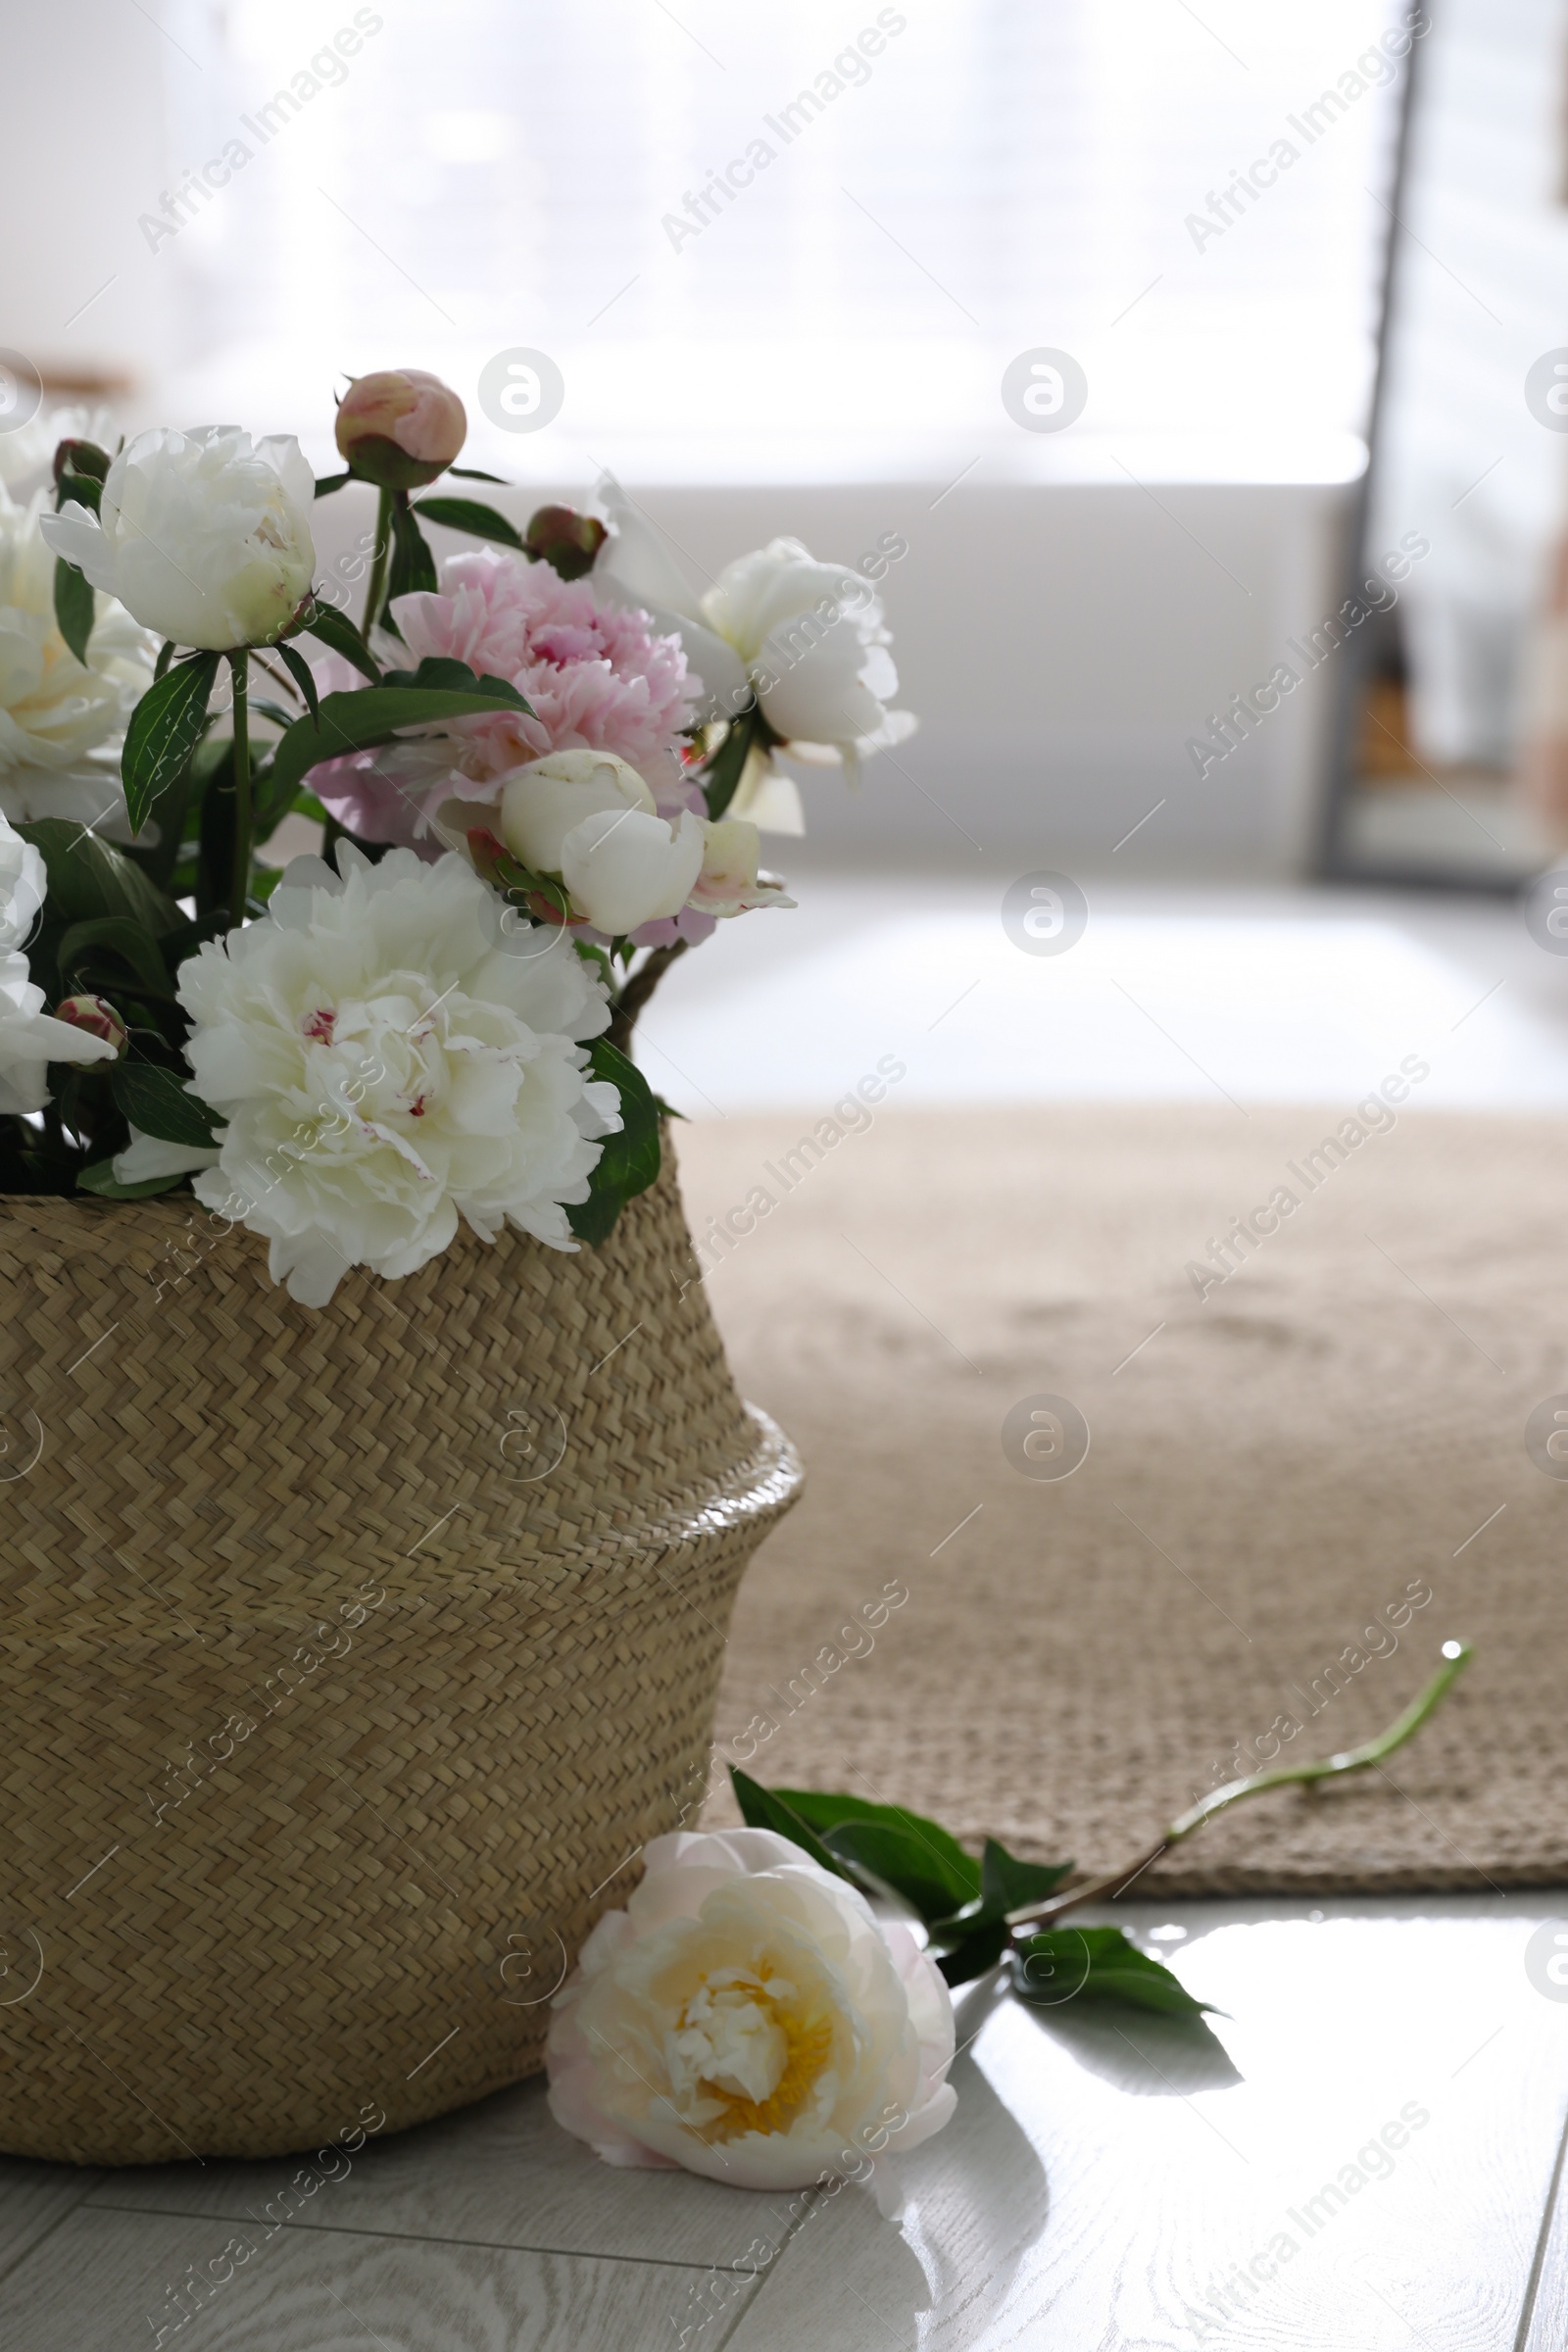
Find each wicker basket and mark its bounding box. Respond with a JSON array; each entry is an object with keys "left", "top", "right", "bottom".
[{"left": 0, "top": 1136, "right": 799, "bottom": 2165}]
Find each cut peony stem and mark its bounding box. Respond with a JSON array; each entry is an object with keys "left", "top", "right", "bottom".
[
  {"left": 608, "top": 939, "right": 688, "bottom": 1051},
  {"left": 362, "top": 486, "right": 395, "bottom": 634},
  {"left": 227, "top": 651, "right": 252, "bottom": 928},
  {"left": 1004, "top": 1640, "right": 1474, "bottom": 1934}
]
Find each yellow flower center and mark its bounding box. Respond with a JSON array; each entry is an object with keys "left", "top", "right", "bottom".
[
  {"left": 668, "top": 1968, "right": 836, "bottom": 2141},
  {"left": 709, "top": 2008, "right": 835, "bottom": 2139}
]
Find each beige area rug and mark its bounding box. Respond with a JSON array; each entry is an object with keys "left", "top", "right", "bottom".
[{"left": 671, "top": 1102, "right": 1568, "bottom": 1895}]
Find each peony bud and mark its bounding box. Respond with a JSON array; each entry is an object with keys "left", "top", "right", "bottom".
[
  {"left": 500, "top": 750, "right": 656, "bottom": 876},
  {"left": 53, "top": 995, "right": 127, "bottom": 1055},
  {"left": 52, "top": 437, "right": 112, "bottom": 490},
  {"left": 334, "top": 369, "right": 467, "bottom": 490},
  {"left": 560, "top": 807, "right": 705, "bottom": 936},
  {"left": 525, "top": 504, "right": 607, "bottom": 582}
]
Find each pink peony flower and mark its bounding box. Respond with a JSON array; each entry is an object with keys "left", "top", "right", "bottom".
[
  {"left": 296, "top": 649, "right": 450, "bottom": 856},
  {"left": 397, "top": 552, "right": 701, "bottom": 795},
  {"left": 308, "top": 551, "right": 702, "bottom": 849},
  {"left": 621, "top": 906, "right": 719, "bottom": 951}
]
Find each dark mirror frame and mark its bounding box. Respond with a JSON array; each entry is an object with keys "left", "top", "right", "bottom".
[{"left": 1313, "top": 3, "right": 1529, "bottom": 896}]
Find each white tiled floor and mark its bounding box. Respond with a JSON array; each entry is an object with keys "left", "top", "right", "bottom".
[
  {"left": 5, "top": 879, "right": 1566, "bottom": 2347},
  {"left": 3, "top": 1897, "right": 1564, "bottom": 2348}
]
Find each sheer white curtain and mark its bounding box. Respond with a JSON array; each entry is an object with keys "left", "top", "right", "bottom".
[{"left": 154, "top": 0, "right": 1405, "bottom": 479}]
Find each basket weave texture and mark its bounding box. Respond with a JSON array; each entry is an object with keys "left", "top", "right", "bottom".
[{"left": 0, "top": 1137, "right": 800, "bottom": 2165}]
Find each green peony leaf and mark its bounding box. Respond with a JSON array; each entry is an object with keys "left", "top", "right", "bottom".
[
  {"left": 936, "top": 1922, "right": 1010, "bottom": 1988},
  {"left": 250, "top": 699, "right": 300, "bottom": 734},
  {"left": 979, "top": 1838, "right": 1076, "bottom": 1921},
  {"left": 386, "top": 496, "right": 437, "bottom": 609},
  {"left": 53, "top": 558, "right": 95, "bottom": 666},
  {"left": 726, "top": 1779, "right": 1024, "bottom": 1990},
  {"left": 117, "top": 737, "right": 207, "bottom": 897},
  {"left": 564, "top": 1039, "right": 662, "bottom": 1246},
  {"left": 772, "top": 1789, "right": 982, "bottom": 1921},
  {"left": 274, "top": 642, "right": 320, "bottom": 724},
  {"left": 313, "top": 470, "right": 352, "bottom": 499},
  {"left": 121, "top": 653, "right": 221, "bottom": 837},
  {"left": 698, "top": 703, "right": 786, "bottom": 821},
  {"left": 379, "top": 657, "right": 530, "bottom": 710},
  {"left": 572, "top": 939, "right": 615, "bottom": 990},
  {"left": 261, "top": 677, "right": 542, "bottom": 809},
  {"left": 821, "top": 1821, "right": 982, "bottom": 1927},
  {"left": 77, "top": 1158, "right": 187, "bottom": 1200},
  {"left": 1011, "top": 1926, "right": 1216, "bottom": 2016},
  {"left": 298, "top": 600, "right": 380, "bottom": 683},
  {"left": 19, "top": 819, "right": 185, "bottom": 938},
  {"left": 699, "top": 704, "right": 760, "bottom": 821},
  {"left": 413, "top": 495, "right": 525, "bottom": 551},
  {"left": 109, "top": 1062, "right": 223, "bottom": 1151},
  {"left": 55, "top": 917, "right": 174, "bottom": 1003},
  {"left": 918, "top": 1838, "right": 1077, "bottom": 1986},
  {"left": 728, "top": 1769, "right": 857, "bottom": 1884}
]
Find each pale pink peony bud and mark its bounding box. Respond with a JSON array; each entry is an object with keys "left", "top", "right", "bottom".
[
  {"left": 54, "top": 995, "right": 127, "bottom": 1054},
  {"left": 334, "top": 368, "right": 467, "bottom": 489}
]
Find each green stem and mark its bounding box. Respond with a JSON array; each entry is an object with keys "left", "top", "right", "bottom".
[
  {"left": 700, "top": 703, "right": 762, "bottom": 821},
  {"left": 1167, "top": 1640, "right": 1473, "bottom": 1840},
  {"left": 361, "top": 486, "right": 395, "bottom": 635},
  {"left": 227, "top": 651, "right": 252, "bottom": 929},
  {"left": 1005, "top": 1641, "right": 1473, "bottom": 1934},
  {"left": 609, "top": 940, "right": 688, "bottom": 1052}
]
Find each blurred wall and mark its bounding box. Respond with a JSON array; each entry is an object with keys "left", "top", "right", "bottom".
[
  {"left": 4, "top": 7, "right": 175, "bottom": 386},
  {"left": 310, "top": 476, "right": 1348, "bottom": 877}
]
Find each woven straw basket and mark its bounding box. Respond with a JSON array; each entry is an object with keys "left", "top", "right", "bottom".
[{"left": 0, "top": 1137, "right": 800, "bottom": 2165}]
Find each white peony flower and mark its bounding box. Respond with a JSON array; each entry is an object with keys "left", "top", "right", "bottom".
[
  {"left": 0, "top": 810, "right": 117, "bottom": 1113},
  {"left": 0, "top": 813, "right": 46, "bottom": 956},
  {"left": 545, "top": 1828, "right": 957, "bottom": 2195},
  {"left": 0, "top": 484, "right": 153, "bottom": 841},
  {"left": 40, "top": 425, "right": 315, "bottom": 652},
  {"left": 175, "top": 844, "right": 621, "bottom": 1307},
  {"left": 594, "top": 476, "right": 916, "bottom": 806}
]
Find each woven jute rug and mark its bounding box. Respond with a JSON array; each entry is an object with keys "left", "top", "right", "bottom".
[{"left": 676, "top": 1102, "right": 1568, "bottom": 1895}]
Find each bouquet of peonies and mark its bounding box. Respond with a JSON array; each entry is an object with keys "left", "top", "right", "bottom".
[{"left": 0, "top": 366, "right": 913, "bottom": 1306}]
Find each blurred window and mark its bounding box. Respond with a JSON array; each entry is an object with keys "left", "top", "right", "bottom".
[{"left": 167, "top": 0, "right": 1405, "bottom": 477}]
